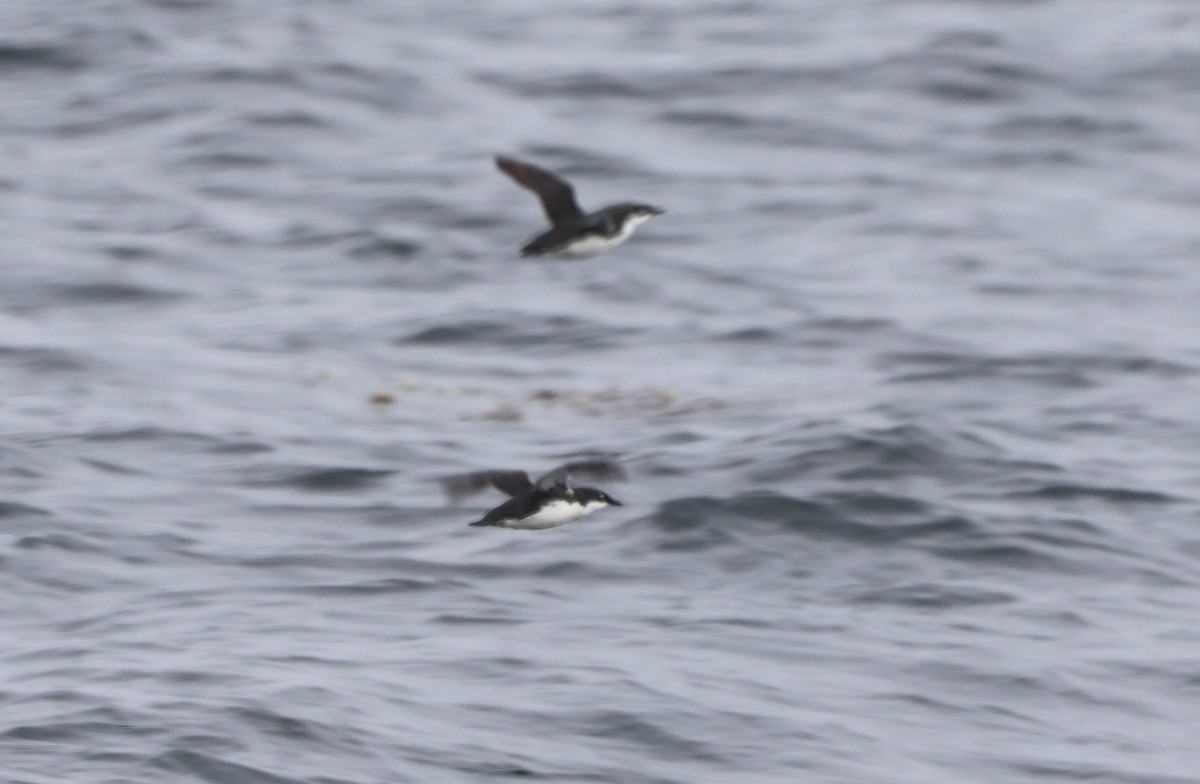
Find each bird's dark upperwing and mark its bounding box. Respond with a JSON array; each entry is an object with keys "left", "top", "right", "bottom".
[
  {"left": 495, "top": 155, "right": 585, "bottom": 228},
  {"left": 535, "top": 460, "right": 627, "bottom": 490},
  {"left": 441, "top": 470, "right": 535, "bottom": 501}
]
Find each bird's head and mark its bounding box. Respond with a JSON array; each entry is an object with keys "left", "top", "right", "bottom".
[
  {"left": 574, "top": 487, "right": 623, "bottom": 509},
  {"left": 620, "top": 203, "right": 665, "bottom": 219}
]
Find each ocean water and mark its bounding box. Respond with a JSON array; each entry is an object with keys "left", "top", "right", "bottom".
[{"left": 3, "top": 1, "right": 1200, "bottom": 782}]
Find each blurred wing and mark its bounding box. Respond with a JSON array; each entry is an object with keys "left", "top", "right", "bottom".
[
  {"left": 441, "top": 470, "right": 534, "bottom": 502},
  {"left": 495, "top": 155, "right": 585, "bottom": 227},
  {"left": 535, "top": 460, "right": 627, "bottom": 490}
]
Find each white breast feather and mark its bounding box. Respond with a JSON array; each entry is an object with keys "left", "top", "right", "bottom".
[
  {"left": 556, "top": 214, "right": 652, "bottom": 258},
  {"left": 508, "top": 499, "right": 595, "bottom": 529}
]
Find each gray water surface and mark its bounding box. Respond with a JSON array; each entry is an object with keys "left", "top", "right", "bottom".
[{"left": 3, "top": 2, "right": 1200, "bottom": 783}]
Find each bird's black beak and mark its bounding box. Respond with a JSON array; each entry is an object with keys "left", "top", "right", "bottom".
[
  {"left": 607, "top": 496, "right": 624, "bottom": 506},
  {"left": 649, "top": 206, "right": 666, "bottom": 216}
]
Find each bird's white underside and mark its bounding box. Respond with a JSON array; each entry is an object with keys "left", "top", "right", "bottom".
[
  {"left": 554, "top": 213, "right": 653, "bottom": 258},
  {"left": 500, "top": 498, "right": 608, "bottom": 530}
]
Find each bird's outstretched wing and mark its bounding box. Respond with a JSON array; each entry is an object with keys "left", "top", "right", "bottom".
[
  {"left": 535, "top": 460, "right": 627, "bottom": 490},
  {"left": 495, "top": 155, "right": 585, "bottom": 228},
  {"left": 441, "top": 470, "right": 535, "bottom": 502}
]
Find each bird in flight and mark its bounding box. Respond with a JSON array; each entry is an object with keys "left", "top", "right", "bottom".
[
  {"left": 495, "top": 155, "right": 664, "bottom": 258},
  {"left": 442, "top": 459, "right": 626, "bottom": 530}
]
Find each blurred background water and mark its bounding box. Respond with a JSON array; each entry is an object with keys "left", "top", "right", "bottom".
[{"left": 3, "top": 1, "right": 1200, "bottom": 782}]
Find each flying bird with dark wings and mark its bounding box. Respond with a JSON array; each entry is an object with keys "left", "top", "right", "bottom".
[
  {"left": 495, "top": 155, "right": 664, "bottom": 258},
  {"left": 442, "top": 460, "right": 627, "bottom": 530}
]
